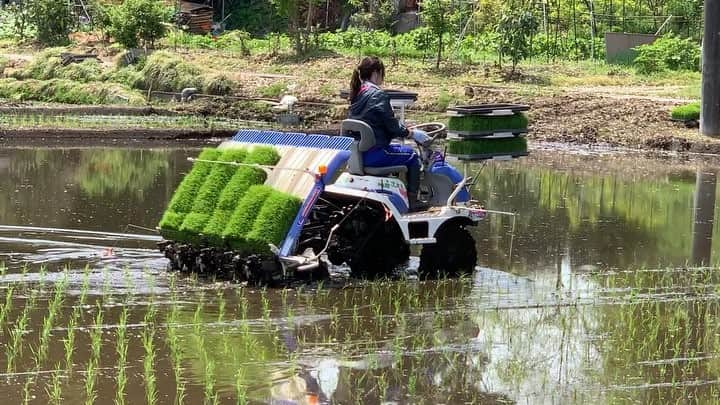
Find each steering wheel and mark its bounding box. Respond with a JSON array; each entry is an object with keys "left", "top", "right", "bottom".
[{"left": 408, "top": 122, "right": 447, "bottom": 144}]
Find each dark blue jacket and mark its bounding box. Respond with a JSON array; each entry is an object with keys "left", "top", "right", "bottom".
[{"left": 349, "top": 83, "right": 407, "bottom": 148}]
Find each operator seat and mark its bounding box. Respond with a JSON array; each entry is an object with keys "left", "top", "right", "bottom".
[{"left": 341, "top": 119, "right": 409, "bottom": 177}]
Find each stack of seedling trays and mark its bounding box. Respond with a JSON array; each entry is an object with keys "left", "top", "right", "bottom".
[
  {"left": 158, "top": 146, "right": 302, "bottom": 255},
  {"left": 446, "top": 104, "right": 530, "bottom": 161}
]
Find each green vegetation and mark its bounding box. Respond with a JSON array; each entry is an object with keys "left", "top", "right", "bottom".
[
  {"left": 671, "top": 102, "right": 700, "bottom": 121},
  {"left": 448, "top": 114, "right": 529, "bottom": 133},
  {"left": 203, "top": 147, "right": 280, "bottom": 243},
  {"left": 161, "top": 145, "right": 295, "bottom": 251},
  {"left": 107, "top": 0, "right": 169, "bottom": 49},
  {"left": 634, "top": 36, "right": 701, "bottom": 74},
  {"left": 0, "top": 78, "right": 142, "bottom": 105},
  {"left": 497, "top": 10, "right": 540, "bottom": 73},
  {"left": 159, "top": 148, "right": 221, "bottom": 239},
  {"left": 140, "top": 51, "right": 205, "bottom": 93},
  {"left": 180, "top": 148, "right": 249, "bottom": 237},
  {"left": 246, "top": 191, "right": 302, "bottom": 253},
  {"left": 223, "top": 185, "right": 274, "bottom": 250},
  {"left": 447, "top": 137, "right": 528, "bottom": 156}
]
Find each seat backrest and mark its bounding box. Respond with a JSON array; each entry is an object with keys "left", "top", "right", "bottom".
[
  {"left": 341, "top": 119, "right": 376, "bottom": 152},
  {"left": 347, "top": 141, "right": 364, "bottom": 175},
  {"left": 342, "top": 119, "right": 376, "bottom": 176}
]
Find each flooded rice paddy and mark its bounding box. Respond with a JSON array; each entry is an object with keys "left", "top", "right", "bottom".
[{"left": 1, "top": 146, "right": 720, "bottom": 403}]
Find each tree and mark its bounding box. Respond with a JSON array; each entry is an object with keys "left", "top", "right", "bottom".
[
  {"left": 28, "top": 0, "right": 74, "bottom": 46},
  {"left": 496, "top": 8, "right": 539, "bottom": 75},
  {"left": 107, "top": 0, "right": 169, "bottom": 49},
  {"left": 420, "top": 0, "right": 467, "bottom": 69}
]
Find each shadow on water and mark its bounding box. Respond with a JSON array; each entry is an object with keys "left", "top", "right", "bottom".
[{"left": 0, "top": 146, "right": 720, "bottom": 403}]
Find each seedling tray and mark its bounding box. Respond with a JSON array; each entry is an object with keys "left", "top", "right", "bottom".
[
  {"left": 446, "top": 104, "right": 530, "bottom": 117},
  {"left": 452, "top": 152, "right": 529, "bottom": 161},
  {"left": 447, "top": 130, "right": 528, "bottom": 139}
]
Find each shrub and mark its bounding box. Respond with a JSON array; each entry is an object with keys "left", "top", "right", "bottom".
[
  {"left": 223, "top": 185, "right": 274, "bottom": 250},
  {"left": 180, "top": 148, "right": 249, "bottom": 235},
  {"left": 29, "top": 0, "right": 73, "bottom": 45},
  {"left": 447, "top": 137, "right": 528, "bottom": 156},
  {"left": 634, "top": 36, "right": 700, "bottom": 74},
  {"left": 448, "top": 113, "right": 529, "bottom": 133},
  {"left": 141, "top": 51, "right": 204, "bottom": 92},
  {"left": 107, "top": 0, "right": 169, "bottom": 49},
  {"left": 245, "top": 191, "right": 302, "bottom": 253},
  {"left": 671, "top": 102, "right": 700, "bottom": 121}
]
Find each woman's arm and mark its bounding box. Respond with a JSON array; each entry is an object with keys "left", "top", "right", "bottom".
[{"left": 377, "top": 92, "right": 410, "bottom": 139}]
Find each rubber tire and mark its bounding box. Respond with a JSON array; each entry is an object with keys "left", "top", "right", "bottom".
[{"left": 419, "top": 225, "right": 477, "bottom": 279}]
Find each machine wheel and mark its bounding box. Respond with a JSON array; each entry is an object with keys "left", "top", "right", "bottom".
[{"left": 419, "top": 225, "right": 477, "bottom": 279}]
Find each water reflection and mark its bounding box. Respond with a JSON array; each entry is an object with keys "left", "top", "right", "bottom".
[
  {"left": 471, "top": 154, "right": 719, "bottom": 274},
  {"left": 0, "top": 147, "right": 719, "bottom": 403}
]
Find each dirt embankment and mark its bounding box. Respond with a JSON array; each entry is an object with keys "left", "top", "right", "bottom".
[{"left": 463, "top": 86, "right": 719, "bottom": 154}]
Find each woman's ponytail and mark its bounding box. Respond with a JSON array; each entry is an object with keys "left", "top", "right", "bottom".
[
  {"left": 349, "top": 69, "right": 362, "bottom": 103},
  {"left": 349, "top": 56, "right": 385, "bottom": 103}
]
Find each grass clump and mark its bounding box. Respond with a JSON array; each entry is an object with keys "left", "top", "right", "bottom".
[
  {"left": 159, "top": 148, "right": 222, "bottom": 239},
  {"left": 15, "top": 50, "right": 103, "bottom": 83},
  {"left": 223, "top": 185, "right": 274, "bottom": 250},
  {"left": 179, "top": 148, "right": 249, "bottom": 237},
  {"left": 203, "top": 147, "right": 280, "bottom": 242},
  {"left": 448, "top": 113, "right": 529, "bottom": 133},
  {"left": 203, "top": 74, "right": 235, "bottom": 96},
  {"left": 671, "top": 102, "right": 700, "bottom": 121},
  {"left": 141, "top": 51, "right": 205, "bottom": 92},
  {"left": 245, "top": 191, "right": 302, "bottom": 253},
  {"left": 447, "top": 137, "right": 528, "bottom": 156},
  {"left": 0, "top": 78, "right": 142, "bottom": 104}
]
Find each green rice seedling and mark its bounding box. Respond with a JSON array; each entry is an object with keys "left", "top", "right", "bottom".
[
  {"left": 180, "top": 148, "right": 249, "bottom": 236},
  {"left": 64, "top": 310, "right": 79, "bottom": 371},
  {"left": 6, "top": 294, "right": 33, "bottom": 372},
  {"left": 245, "top": 191, "right": 302, "bottom": 254},
  {"left": 141, "top": 326, "right": 158, "bottom": 405},
  {"left": 159, "top": 148, "right": 222, "bottom": 238},
  {"left": 0, "top": 285, "right": 14, "bottom": 330},
  {"left": 222, "top": 185, "right": 274, "bottom": 250},
  {"left": 204, "top": 359, "right": 218, "bottom": 405},
  {"left": 447, "top": 137, "right": 528, "bottom": 157},
  {"left": 22, "top": 374, "right": 36, "bottom": 405},
  {"left": 448, "top": 113, "right": 529, "bottom": 133},
  {"left": 115, "top": 308, "right": 129, "bottom": 405},
  {"left": 46, "top": 367, "right": 63, "bottom": 404},
  {"left": 671, "top": 102, "right": 700, "bottom": 121},
  {"left": 202, "top": 147, "right": 278, "bottom": 242},
  {"left": 84, "top": 359, "right": 97, "bottom": 405},
  {"left": 235, "top": 369, "right": 248, "bottom": 405}
]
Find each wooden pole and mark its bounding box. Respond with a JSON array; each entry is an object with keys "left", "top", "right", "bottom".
[{"left": 701, "top": 0, "right": 720, "bottom": 137}]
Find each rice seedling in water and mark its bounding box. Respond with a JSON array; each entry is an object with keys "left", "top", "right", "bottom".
[
  {"left": 0, "top": 285, "right": 14, "bottom": 331},
  {"left": 46, "top": 366, "right": 63, "bottom": 404},
  {"left": 6, "top": 291, "right": 37, "bottom": 372},
  {"left": 141, "top": 322, "right": 158, "bottom": 405},
  {"left": 63, "top": 306, "right": 81, "bottom": 371},
  {"left": 84, "top": 358, "right": 97, "bottom": 405},
  {"left": 235, "top": 369, "right": 247, "bottom": 405},
  {"left": 115, "top": 307, "right": 129, "bottom": 405}
]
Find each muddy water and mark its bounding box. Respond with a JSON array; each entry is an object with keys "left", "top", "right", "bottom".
[{"left": 1, "top": 146, "right": 720, "bottom": 404}]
